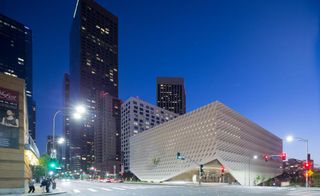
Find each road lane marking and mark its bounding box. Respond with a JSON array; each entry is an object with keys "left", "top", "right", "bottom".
[
  {"left": 88, "top": 188, "right": 97, "bottom": 192},
  {"left": 112, "top": 187, "right": 126, "bottom": 190},
  {"left": 73, "top": 189, "right": 80, "bottom": 193},
  {"left": 101, "top": 188, "right": 112, "bottom": 191}
]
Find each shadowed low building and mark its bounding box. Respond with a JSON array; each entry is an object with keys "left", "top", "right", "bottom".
[{"left": 130, "top": 101, "right": 282, "bottom": 186}]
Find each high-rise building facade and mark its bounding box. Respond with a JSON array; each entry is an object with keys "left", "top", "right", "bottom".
[
  {"left": 63, "top": 73, "right": 71, "bottom": 171},
  {"left": 156, "top": 77, "right": 186, "bottom": 115},
  {"left": 121, "top": 97, "right": 178, "bottom": 172},
  {"left": 94, "top": 91, "right": 121, "bottom": 174},
  {"left": 0, "top": 14, "right": 36, "bottom": 141},
  {"left": 69, "top": 0, "right": 118, "bottom": 171}
]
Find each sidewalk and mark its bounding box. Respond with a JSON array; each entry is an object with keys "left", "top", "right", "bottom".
[
  {"left": 22, "top": 191, "right": 66, "bottom": 196},
  {"left": 21, "top": 184, "right": 66, "bottom": 196},
  {"left": 2, "top": 190, "right": 66, "bottom": 196}
]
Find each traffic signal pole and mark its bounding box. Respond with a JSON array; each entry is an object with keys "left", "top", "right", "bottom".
[
  {"left": 199, "top": 167, "right": 201, "bottom": 186},
  {"left": 305, "top": 141, "right": 309, "bottom": 188},
  {"left": 176, "top": 152, "right": 203, "bottom": 186}
]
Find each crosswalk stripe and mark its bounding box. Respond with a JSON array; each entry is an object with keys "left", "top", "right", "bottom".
[
  {"left": 288, "top": 191, "right": 320, "bottom": 196},
  {"left": 112, "top": 187, "right": 126, "bottom": 190},
  {"left": 136, "top": 186, "right": 149, "bottom": 189},
  {"left": 101, "top": 188, "right": 112, "bottom": 191},
  {"left": 73, "top": 189, "right": 80, "bottom": 193},
  {"left": 121, "top": 186, "right": 137, "bottom": 189},
  {"left": 88, "top": 188, "right": 97, "bottom": 192}
]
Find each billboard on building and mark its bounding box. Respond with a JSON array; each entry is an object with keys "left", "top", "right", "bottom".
[{"left": 0, "top": 87, "right": 19, "bottom": 149}]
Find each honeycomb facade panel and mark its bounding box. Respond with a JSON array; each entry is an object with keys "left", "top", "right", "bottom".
[{"left": 130, "top": 101, "right": 282, "bottom": 185}]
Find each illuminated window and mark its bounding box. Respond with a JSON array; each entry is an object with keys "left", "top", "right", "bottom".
[{"left": 17, "top": 57, "right": 24, "bottom": 62}]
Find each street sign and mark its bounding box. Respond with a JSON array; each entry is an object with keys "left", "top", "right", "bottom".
[
  {"left": 307, "top": 169, "right": 314, "bottom": 177},
  {"left": 176, "top": 152, "right": 185, "bottom": 160}
]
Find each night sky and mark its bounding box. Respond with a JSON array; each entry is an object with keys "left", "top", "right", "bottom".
[{"left": 0, "top": 0, "right": 319, "bottom": 164}]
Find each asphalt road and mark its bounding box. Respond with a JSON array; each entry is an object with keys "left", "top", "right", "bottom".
[{"left": 55, "top": 180, "right": 320, "bottom": 196}]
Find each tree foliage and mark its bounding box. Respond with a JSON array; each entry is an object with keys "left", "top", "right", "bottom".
[
  {"left": 311, "top": 171, "right": 320, "bottom": 187},
  {"left": 31, "top": 165, "right": 45, "bottom": 181},
  {"left": 39, "top": 154, "right": 50, "bottom": 173}
]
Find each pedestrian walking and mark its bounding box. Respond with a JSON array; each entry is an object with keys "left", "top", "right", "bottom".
[
  {"left": 40, "top": 178, "right": 47, "bottom": 193},
  {"left": 52, "top": 178, "right": 56, "bottom": 190},
  {"left": 45, "top": 177, "right": 51, "bottom": 193},
  {"left": 28, "top": 178, "right": 35, "bottom": 193}
]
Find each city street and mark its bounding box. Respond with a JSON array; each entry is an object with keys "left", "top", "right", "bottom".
[{"left": 53, "top": 180, "right": 320, "bottom": 196}]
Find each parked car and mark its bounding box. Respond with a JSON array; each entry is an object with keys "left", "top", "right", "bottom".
[
  {"left": 99, "top": 178, "right": 105, "bottom": 182},
  {"left": 105, "top": 178, "right": 112, "bottom": 183}
]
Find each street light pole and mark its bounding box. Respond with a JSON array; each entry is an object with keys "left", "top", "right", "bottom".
[
  {"left": 305, "top": 139, "right": 309, "bottom": 188},
  {"left": 249, "top": 155, "right": 258, "bottom": 186},
  {"left": 52, "top": 110, "right": 62, "bottom": 158},
  {"left": 286, "top": 136, "right": 309, "bottom": 188},
  {"left": 51, "top": 105, "right": 86, "bottom": 159},
  {"left": 249, "top": 159, "right": 251, "bottom": 187},
  {"left": 296, "top": 137, "right": 308, "bottom": 188}
]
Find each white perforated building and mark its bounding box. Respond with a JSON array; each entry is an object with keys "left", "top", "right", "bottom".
[{"left": 130, "top": 101, "right": 283, "bottom": 186}]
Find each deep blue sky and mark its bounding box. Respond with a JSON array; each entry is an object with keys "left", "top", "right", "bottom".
[{"left": 1, "top": 0, "right": 319, "bottom": 164}]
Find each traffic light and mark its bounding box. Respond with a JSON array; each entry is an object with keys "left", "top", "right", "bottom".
[
  {"left": 176, "top": 152, "right": 180, "bottom": 160},
  {"left": 48, "top": 158, "right": 58, "bottom": 170},
  {"left": 200, "top": 164, "right": 204, "bottom": 173},
  {"left": 303, "top": 161, "right": 312, "bottom": 170},
  {"left": 281, "top": 152, "right": 287, "bottom": 161},
  {"left": 264, "top": 154, "right": 269, "bottom": 162},
  {"left": 50, "top": 162, "right": 56, "bottom": 169},
  {"left": 220, "top": 165, "right": 224, "bottom": 173}
]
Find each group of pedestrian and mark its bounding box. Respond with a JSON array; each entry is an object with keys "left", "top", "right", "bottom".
[
  {"left": 28, "top": 177, "right": 56, "bottom": 193},
  {"left": 40, "top": 177, "right": 56, "bottom": 193}
]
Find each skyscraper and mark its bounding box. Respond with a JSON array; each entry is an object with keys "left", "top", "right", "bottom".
[
  {"left": 63, "top": 73, "right": 71, "bottom": 171},
  {"left": 0, "top": 14, "right": 36, "bottom": 141},
  {"left": 156, "top": 77, "right": 186, "bottom": 115},
  {"left": 69, "top": 0, "right": 118, "bottom": 171},
  {"left": 94, "top": 91, "right": 121, "bottom": 174},
  {"left": 121, "top": 97, "right": 178, "bottom": 171}
]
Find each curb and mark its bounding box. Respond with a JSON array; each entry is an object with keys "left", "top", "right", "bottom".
[
  {"left": 123, "top": 182, "right": 229, "bottom": 187},
  {"left": 22, "top": 191, "right": 67, "bottom": 196}
]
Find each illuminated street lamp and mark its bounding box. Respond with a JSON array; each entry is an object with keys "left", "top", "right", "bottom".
[
  {"left": 286, "top": 135, "right": 294, "bottom": 142},
  {"left": 57, "top": 137, "right": 65, "bottom": 144},
  {"left": 75, "top": 105, "right": 86, "bottom": 115},
  {"left": 52, "top": 105, "right": 86, "bottom": 159},
  {"left": 286, "top": 135, "right": 309, "bottom": 188},
  {"left": 73, "top": 112, "right": 82, "bottom": 120}
]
